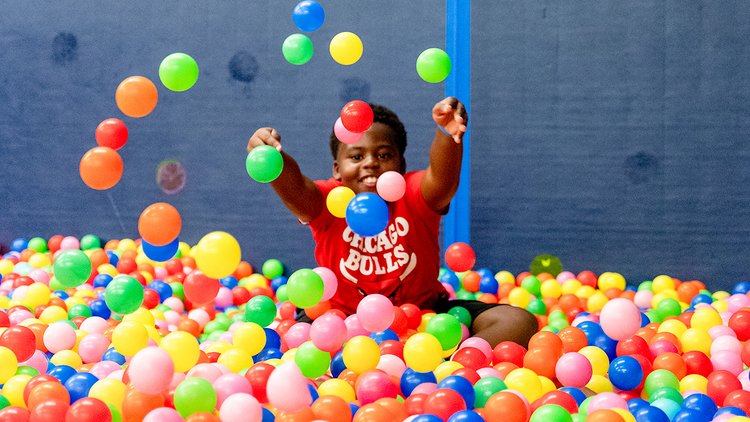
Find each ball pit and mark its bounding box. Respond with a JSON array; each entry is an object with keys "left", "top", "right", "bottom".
[{"left": 3, "top": 237, "right": 750, "bottom": 421}]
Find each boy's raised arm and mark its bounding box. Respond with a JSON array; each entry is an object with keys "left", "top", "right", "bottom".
[
  {"left": 247, "top": 128, "right": 324, "bottom": 223},
  {"left": 421, "top": 97, "right": 468, "bottom": 213}
]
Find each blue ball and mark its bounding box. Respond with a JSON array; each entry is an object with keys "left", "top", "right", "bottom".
[
  {"left": 609, "top": 356, "right": 644, "bottom": 391},
  {"left": 148, "top": 279, "right": 173, "bottom": 303},
  {"left": 330, "top": 350, "right": 346, "bottom": 378},
  {"left": 261, "top": 407, "right": 275, "bottom": 422},
  {"left": 733, "top": 282, "right": 750, "bottom": 295},
  {"left": 479, "top": 275, "right": 499, "bottom": 294},
  {"left": 346, "top": 192, "right": 390, "bottom": 237},
  {"left": 691, "top": 294, "right": 713, "bottom": 306},
  {"left": 575, "top": 320, "right": 604, "bottom": 344},
  {"left": 264, "top": 327, "right": 282, "bottom": 350},
  {"left": 89, "top": 299, "right": 111, "bottom": 320},
  {"left": 673, "top": 408, "right": 710, "bottom": 422},
  {"left": 106, "top": 250, "right": 119, "bottom": 266},
  {"left": 220, "top": 275, "right": 239, "bottom": 290},
  {"left": 271, "top": 276, "right": 288, "bottom": 292},
  {"left": 634, "top": 405, "right": 670, "bottom": 422},
  {"left": 714, "top": 406, "right": 747, "bottom": 418},
  {"left": 412, "top": 415, "right": 444, "bottom": 422},
  {"left": 102, "top": 347, "right": 126, "bottom": 365},
  {"left": 447, "top": 410, "right": 485, "bottom": 422},
  {"left": 142, "top": 237, "right": 179, "bottom": 262},
  {"left": 439, "top": 271, "right": 461, "bottom": 292},
  {"left": 682, "top": 393, "right": 718, "bottom": 420},
  {"left": 93, "top": 273, "right": 113, "bottom": 289},
  {"left": 293, "top": 0, "right": 325, "bottom": 32},
  {"left": 369, "top": 329, "right": 399, "bottom": 344},
  {"left": 401, "top": 367, "right": 437, "bottom": 397},
  {"left": 64, "top": 372, "right": 99, "bottom": 403},
  {"left": 48, "top": 364, "right": 77, "bottom": 384},
  {"left": 254, "top": 348, "right": 283, "bottom": 362},
  {"left": 11, "top": 238, "right": 28, "bottom": 252},
  {"left": 54, "top": 290, "right": 70, "bottom": 300},
  {"left": 307, "top": 383, "right": 319, "bottom": 402},
  {"left": 437, "top": 375, "right": 475, "bottom": 410},
  {"left": 628, "top": 398, "right": 651, "bottom": 415},
  {"left": 592, "top": 334, "right": 617, "bottom": 361},
  {"left": 559, "top": 387, "right": 587, "bottom": 406},
  {"left": 348, "top": 403, "right": 360, "bottom": 416}
]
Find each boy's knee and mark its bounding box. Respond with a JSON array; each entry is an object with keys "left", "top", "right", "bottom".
[{"left": 472, "top": 305, "right": 539, "bottom": 349}]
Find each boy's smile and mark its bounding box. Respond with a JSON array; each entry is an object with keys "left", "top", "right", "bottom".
[{"left": 333, "top": 122, "right": 405, "bottom": 195}]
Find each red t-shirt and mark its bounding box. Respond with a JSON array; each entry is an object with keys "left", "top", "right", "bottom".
[{"left": 309, "top": 171, "right": 449, "bottom": 315}]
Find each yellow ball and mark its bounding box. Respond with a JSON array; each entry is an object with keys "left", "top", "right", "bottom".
[
  {"left": 74, "top": 289, "right": 96, "bottom": 299},
  {"left": 112, "top": 320, "right": 149, "bottom": 356},
  {"left": 326, "top": 186, "right": 355, "bottom": 218},
  {"left": 343, "top": 336, "right": 381, "bottom": 373},
  {"left": 150, "top": 308, "right": 165, "bottom": 322},
  {"left": 317, "top": 378, "right": 356, "bottom": 402},
  {"left": 504, "top": 368, "right": 543, "bottom": 402},
  {"left": 598, "top": 272, "right": 626, "bottom": 291},
  {"left": 97, "top": 263, "right": 118, "bottom": 277},
  {"left": 712, "top": 300, "right": 728, "bottom": 312},
  {"left": 508, "top": 287, "right": 531, "bottom": 308},
  {"left": 329, "top": 32, "right": 363, "bottom": 65},
  {"left": 691, "top": 308, "right": 723, "bottom": 332},
  {"left": 28, "top": 253, "right": 52, "bottom": 268},
  {"left": 24, "top": 283, "right": 51, "bottom": 309},
  {"left": 51, "top": 349, "right": 83, "bottom": 368},
  {"left": 160, "top": 331, "right": 200, "bottom": 372},
  {"left": 281, "top": 348, "right": 297, "bottom": 363},
  {"left": 561, "top": 278, "right": 582, "bottom": 295},
  {"left": 206, "top": 340, "right": 233, "bottom": 355},
  {"left": 39, "top": 306, "right": 69, "bottom": 324},
  {"left": 658, "top": 319, "right": 688, "bottom": 338},
  {"left": 178, "top": 242, "right": 191, "bottom": 258},
  {"left": 540, "top": 280, "right": 562, "bottom": 299},
  {"left": 495, "top": 271, "right": 516, "bottom": 285},
  {"left": 434, "top": 361, "right": 464, "bottom": 383},
  {"left": 89, "top": 378, "right": 127, "bottom": 413},
  {"left": 0, "top": 346, "right": 19, "bottom": 384},
  {"left": 586, "top": 292, "right": 609, "bottom": 313},
  {"left": 727, "top": 418, "right": 750, "bottom": 422},
  {"left": 194, "top": 231, "right": 242, "bottom": 279},
  {"left": 218, "top": 348, "right": 253, "bottom": 373},
  {"left": 652, "top": 275, "right": 675, "bottom": 294},
  {"left": 73, "top": 330, "right": 87, "bottom": 352},
  {"left": 403, "top": 333, "right": 443, "bottom": 373},
  {"left": 145, "top": 324, "right": 162, "bottom": 345},
  {"left": 539, "top": 375, "right": 556, "bottom": 395},
  {"left": 579, "top": 346, "right": 610, "bottom": 377},
  {"left": 64, "top": 297, "right": 84, "bottom": 309},
  {"left": 586, "top": 374, "right": 614, "bottom": 394},
  {"left": 123, "top": 308, "right": 156, "bottom": 327},
  {"left": 613, "top": 407, "right": 637, "bottom": 422},
  {"left": 713, "top": 291, "right": 731, "bottom": 301},
  {"left": 2, "top": 374, "right": 32, "bottom": 407},
  {"left": 233, "top": 322, "right": 267, "bottom": 356},
  {"left": 680, "top": 328, "right": 712, "bottom": 356},
  {"left": 575, "top": 285, "right": 596, "bottom": 299},
  {"left": 245, "top": 273, "right": 270, "bottom": 289},
  {"left": 680, "top": 374, "right": 708, "bottom": 394},
  {"left": 418, "top": 312, "right": 436, "bottom": 333}
]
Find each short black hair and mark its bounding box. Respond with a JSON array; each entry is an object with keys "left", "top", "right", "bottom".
[{"left": 330, "top": 103, "right": 407, "bottom": 160}]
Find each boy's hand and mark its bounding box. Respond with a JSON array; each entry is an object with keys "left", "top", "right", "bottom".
[
  {"left": 433, "top": 97, "right": 468, "bottom": 143},
  {"left": 247, "top": 127, "right": 282, "bottom": 154}
]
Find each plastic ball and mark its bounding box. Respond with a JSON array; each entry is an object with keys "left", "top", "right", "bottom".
[
  {"left": 599, "top": 298, "right": 642, "bottom": 340},
  {"left": 416, "top": 48, "right": 452, "bottom": 83},
  {"left": 246, "top": 145, "right": 284, "bottom": 183},
  {"left": 445, "top": 243, "right": 475, "bottom": 272},
  {"left": 555, "top": 352, "right": 593, "bottom": 388},
  {"left": 404, "top": 333, "right": 443, "bottom": 373},
  {"left": 139, "top": 203, "right": 181, "bottom": 246},
  {"left": 482, "top": 391, "right": 528, "bottom": 422},
  {"left": 340, "top": 100, "right": 374, "bottom": 133},
  {"left": 159, "top": 52, "right": 199, "bottom": 91},
  {"left": 95, "top": 118, "right": 128, "bottom": 150},
  {"left": 174, "top": 377, "right": 218, "bottom": 418},
  {"left": 142, "top": 237, "right": 180, "bottom": 262},
  {"left": 376, "top": 171, "right": 406, "bottom": 202},
  {"left": 53, "top": 249, "right": 92, "bottom": 288},
  {"left": 333, "top": 117, "right": 364, "bottom": 145},
  {"left": 287, "top": 268, "right": 324, "bottom": 308},
  {"left": 219, "top": 392, "right": 262, "bottom": 422},
  {"left": 194, "top": 231, "right": 242, "bottom": 279},
  {"left": 357, "top": 294, "right": 395, "bottom": 333},
  {"left": 343, "top": 335, "right": 381, "bottom": 373},
  {"left": 115, "top": 76, "right": 158, "bottom": 118},
  {"left": 266, "top": 361, "right": 312, "bottom": 413},
  {"left": 183, "top": 269, "right": 220, "bottom": 305},
  {"left": 105, "top": 274, "right": 144, "bottom": 315},
  {"left": 293, "top": 0, "right": 325, "bottom": 32},
  {"left": 282, "top": 33, "right": 314, "bottom": 65},
  {"left": 425, "top": 313, "right": 462, "bottom": 351},
  {"left": 329, "top": 32, "right": 363, "bottom": 65},
  {"left": 128, "top": 347, "right": 175, "bottom": 395},
  {"left": 346, "top": 193, "right": 390, "bottom": 237},
  {"left": 111, "top": 320, "right": 148, "bottom": 356}
]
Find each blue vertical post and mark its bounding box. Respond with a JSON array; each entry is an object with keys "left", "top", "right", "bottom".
[{"left": 444, "top": 0, "right": 471, "bottom": 250}]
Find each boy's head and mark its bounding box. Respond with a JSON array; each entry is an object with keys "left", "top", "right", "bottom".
[
  {"left": 329, "top": 103, "right": 407, "bottom": 161},
  {"left": 330, "top": 104, "right": 408, "bottom": 194}
]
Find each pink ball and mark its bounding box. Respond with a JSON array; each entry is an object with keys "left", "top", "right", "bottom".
[
  {"left": 188, "top": 309, "right": 210, "bottom": 328},
  {"left": 411, "top": 382, "right": 437, "bottom": 396},
  {"left": 213, "top": 373, "right": 253, "bottom": 408},
  {"left": 285, "top": 322, "right": 312, "bottom": 350},
  {"left": 711, "top": 350, "right": 744, "bottom": 376},
  {"left": 556, "top": 271, "right": 576, "bottom": 284},
  {"left": 709, "top": 325, "right": 737, "bottom": 340},
  {"left": 345, "top": 315, "right": 370, "bottom": 339},
  {"left": 28, "top": 268, "right": 50, "bottom": 285},
  {"left": 377, "top": 354, "right": 406, "bottom": 377},
  {"left": 650, "top": 339, "right": 679, "bottom": 357},
  {"left": 11, "top": 286, "right": 27, "bottom": 300},
  {"left": 219, "top": 392, "right": 263, "bottom": 422},
  {"left": 43, "top": 321, "right": 77, "bottom": 353},
  {"left": 214, "top": 286, "right": 234, "bottom": 309},
  {"left": 633, "top": 290, "right": 654, "bottom": 309},
  {"left": 9, "top": 309, "right": 33, "bottom": 325},
  {"left": 187, "top": 363, "right": 224, "bottom": 383},
  {"left": 459, "top": 337, "right": 493, "bottom": 361},
  {"left": 726, "top": 294, "right": 750, "bottom": 313},
  {"left": 476, "top": 367, "right": 504, "bottom": 380},
  {"left": 90, "top": 361, "right": 122, "bottom": 379},
  {"left": 310, "top": 314, "right": 348, "bottom": 353},
  {"left": 357, "top": 294, "right": 395, "bottom": 333},
  {"left": 711, "top": 335, "right": 742, "bottom": 355},
  {"left": 163, "top": 310, "right": 182, "bottom": 326},
  {"left": 78, "top": 333, "right": 111, "bottom": 363},
  {"left": 587, "top": 392, "right": 628, "bottom": 414},
  {"left": 79, "top": 316, "right": 110, "bottom": 335},
  {"left": 60, "top": 236, "right": 80, "bottom": 250},
  {"left": 20, "top": 350, "right": 48, "bottom": 374},
  {"left": 143, "top": 407, "right": 184, "bottom": 422},
  {"left": 442, "top": 283, "right": 456, "bottom": 299},
  {"left": 356, "top": 370, "right": 398, "bottom": 405},
  {"left": 129, "top": 346, "right": 175, "bottom": 394},
  {"left": 376, "top": 171, "right": 406, "bottom": 202},
  {"left": 334, "top": 117, "right": 364, "bottom": 144},
  {"left": 599, "top": 298, "right": 641, "bottom": 341},
  {"left": 153, "top": 266, "right": 169, "bottom": 280},
  {"left": 555, "top": 352, "right": 593, "bottom": 388},
  {"left": 313, "top": 267, "right": 338, "bottom": 302},
  {"left": 163, "top": 297, "right": 184, "bottom": 313},
  {"left": 266, "top": 361, "right": 312, "bottom": 413}
]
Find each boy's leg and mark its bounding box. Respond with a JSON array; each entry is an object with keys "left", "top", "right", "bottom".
[{"left": 470, "top": 305, "right": 539, "bottom": 349}]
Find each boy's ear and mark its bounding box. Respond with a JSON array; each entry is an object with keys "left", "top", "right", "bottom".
[{"left": 333, "top": 160, "right": 341, "bottom": 180}]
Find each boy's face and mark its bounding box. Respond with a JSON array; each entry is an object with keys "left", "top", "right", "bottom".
[{"left": 333, "top": 122, "right": 405, "bottom": 194}]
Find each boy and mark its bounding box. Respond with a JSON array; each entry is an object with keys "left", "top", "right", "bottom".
[{"left": 247, "top": 97, "right": 538, "bottom": 348}]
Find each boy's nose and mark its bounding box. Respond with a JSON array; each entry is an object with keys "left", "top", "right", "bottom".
[{"left": 362, "top": 154, "right": 379, "bottom": 168}]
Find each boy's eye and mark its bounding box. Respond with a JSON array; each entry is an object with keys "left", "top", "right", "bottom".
[{"left": 351, "top": 155, "right": 362, "bottom": 160}]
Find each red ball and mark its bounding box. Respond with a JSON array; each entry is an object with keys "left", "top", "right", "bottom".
[
  {"left": 183, "top": 270, "right": 220, "bottom": 305},
  {"left": 683, "top": 350, "right": 713, "bottom": 377},
  {"left": 531, "top": 390, "right": 579, "bottom": 414},
  {"left": 728, "top": 310, "right": 750, "bottom": 341},
  {"left": 231, "top": 286, "right": 251, "bottom": 307},
  {"left": 492, "top": 341, "right": 527, "bottom": 367},
  {"left": 116, "top": 257, "right": 138, "bottom": 274},
  {"left": 400, "top": 303, "right": 422, "bottom": 330},
  {"left": 13, "top": 276, "right": 35, "bottom": 288},
  {"left": 404, "top": 393, "right": 427, "bottom": 416},
  {"left": 48, "top": 235, "right": 64, "bottom": 253},
  {"left": 65, "top": 397, "right": 112, "bottom": 422},
  {"left": 340, "top": 100, "right": 374, "bottom": 133},
  {"left": 388, "top": 306, "right": 408, "bottom": 336},
  {"left": 141, "top": 288, "right": 161, "bottom": 309},
  {"left": 616, "top": 335, "right": 652, "bottom": 360},
  {"left": 0, "top": 310, "right": 9, "bottom": 328},
  {"left": 95, "top": 118, "right": 129, "bottom": 151},
  {"left": 422, "top": 388, "right": 467, "bottom": 421},
  {"left": 577, "top": 271, "right": 598, "bottom": 288},
  {"left": 444, "top": 242, "right": 476, "bottom": 273},
  {"left": 245, "top": 362, "right": 275, "bottom": 403},
  {"left": 31, "top": 398, "right": 70, "bottom": 421},
  {"left": 379, "top": 340, "right": 405, "bottom": 361},
  {"left": 451, "top": 368, "right": 481, "bottom": 385},
  {"left": 723, "top": 389, "right": 750, "bottom": 415},
  {"left": 164, "top": 258, "right": 184, "bottom": 275},
  {"left": 706, "top": 369, "right": 743, "bottom": 406},
  {"left": 453, "top": 346, "right": 491, "bottom": 372},
  {"left": 0, "top": 325, "right": 36, "bottom": 362}
]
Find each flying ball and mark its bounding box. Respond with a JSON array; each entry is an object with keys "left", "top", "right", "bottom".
[
  {"left": 95, "top": 118, "right": 128, "bottom": 150},
  {"left": 376, "top": 171, "right": 406, "bottom": 202},
  {"left": 330, "top": 32, "right": 363, "bottom": 65},
  {"left": 327, "top": 186, "right": 355, "bottom": 218},
  {"left": 159, "top": 53, "right": 199, "bottom": 91},
  {"left": 341, "top": 100, "right": 373, "bottom": 133},
  {"left": 334, "top": 117, "right": 364, "bottom": 144},
  {"left": 293, "top": 0, "right": 325, "bottom": 32},
  {"left": 115, "top": 75, "right": 158, "bottom": 118},
  {"left": 346, "top": 192, "right": 389, "bottom": 237},
  {"left": 194, "top": 231, "right": 242, "bottom": 279},
  {"left": 138, "top": 202, "right": 181, "bottom": 246},
  {"left": 246, "top": 145, "right": 284, "bottom": 183},
  {"left": 445, "top": 242, "right": 475, "bottom": 272},
  {"left": 80, "top": 146, "right": 123, "bottom": 190},
  {"left": 282, "top": 34, "right": 314, "bottom": 65},
  {"left": 416, "top": 48, "right": 451, "bottom": 83}
]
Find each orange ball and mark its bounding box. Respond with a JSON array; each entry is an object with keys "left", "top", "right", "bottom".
[
  {"left": 462, "top": 271, "right": 481, "bottom": 293},
  {"left": 116, "top": 76, "right": 158, "bottom": 118},
  {"left": 375, "top": 397, "right": 407, "bottom": 422},
  {"left": 277, "top": 408, "right": 316, "bottom": 422},
  {"left": 483, "top": 391, "right": 528, "bottom": 422},
  {"left": 523, "top": 347, "right": 558, "bottom": 379},
  {"left": 80, "top": 146, "right": 123, "bottom": 190},
  {"left": 586, "top": 409, "right": 625, "bottom": 422},
  {"left": 652, "top": 352, "right": 687, "bottom": 380},
  {"left": 138, "top": 202, "right": 181, "bottom": 246},
  {"left": 557, "top": 326, "right": 588, "bottom": 353},
  {"left": 353, "top": 403, "right": 396, "bottom": 422},
  {"left": 311, "top": 395, "right": 352, "bottom": 422},
  {"left": 529, "top": 331, "right": 564, "bottom": 357}
]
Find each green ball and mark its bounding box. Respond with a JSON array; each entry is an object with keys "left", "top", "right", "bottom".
[
  {"left": 416, "top": 48, "right": 451, "bottom": 83},
  {"left": 15, "top": 366, "right": 40, "bottom": 377},
  {"left": 282, "top": 34, "right": 314, "bottom": 65},
  {"left": 456, "top": 289, "right": 474, "bottom": 300},
  {"left": 107, "top": 403, "right": 122, "bottom": 422},
  {"left": 295, "top": 341, "right": 331, "bottom": 378},
  {"left": 68, "top": 303, "right": 92, "bottom": 319},
  {"left": 262, "top": 259, "right": 284, "bottom": 279},
  {"left": 0, "top": 394, "right": 10, "bottom": 410},
  {"left": 174, "top": 377, "right": 217, "bottom": 418},
  {"left": 473, "top": 376, "right": 506, "bottom": 408},
  {"left": 655, "top": 298, "right": 681, "bottom": 319},
  {"left": 207, "top": 330, "right": 223, "bottom": 341},
  {"left": 203, "top": 320, "right": 226, "bottom": 335},
  {"left": 638, "top": 281, "right": 654, "bottom": 291},
  {"left": 169, "top": 282, "right": 185, "bottom": 300},
  {"left": 232, "top": 313, "right": 247, "bottom": 323},
  {"left": 27, "top": 237, "right": 47, "bottom": 253},
  {"left": 53, "top": 249, "right": 92, "bottom": 288},
  {"left": 276, "top": 285, "right": 289, "bottom": 302},
  {"left": 244, "top": 295, "right": 277, "bottom": 327},
  {"left": 246, "top": 145, "right": 284, "bottom": 183},
  {"left": 447, "top": 306, "right": 472, "bottom": 327},
  {"left": 526, "top": 298, "right": 547, "bottom": 316},
  {"left": 156, "top": 304, "right": 172, "bottom": 313},
  {"left": 286, "top": 268, "right": 324, "bottom": 308},
  {"left": 159, "top": 52, "right": 199, "bottom": 91},
  {"left": 530, "top": 404, "right": 573, "bottom": 422},
  {"left": 80, "top": 234, "right": 101, "bottom": 251},
  {"left": 425, "top": 313, "right": 463, "bottom": 351},
  {"left": 105, "top": 275, "right": 144, "bottom": 315},
  {"left": 649, "top": 386, "right": 683, "bottom": 404},
  {"left": 644, "top": 369, "right": 680, "bottom": 397},
  {"left": 521, "top": 275, "right": 542, "bottom": 298}
]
